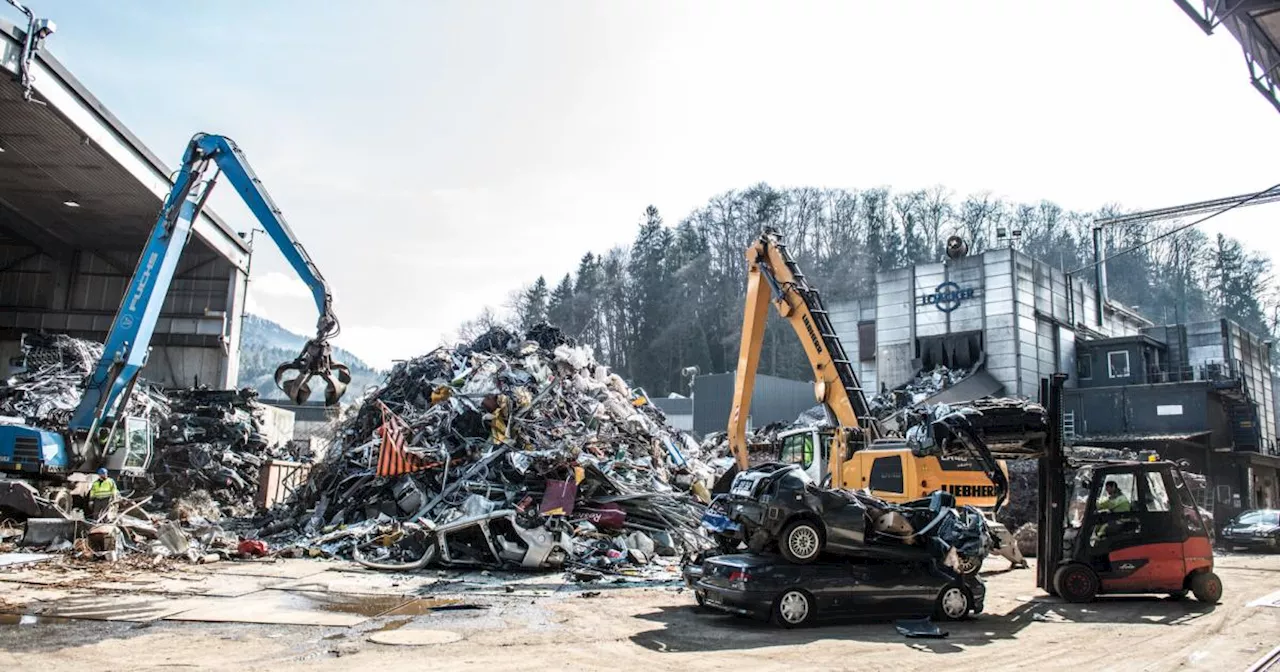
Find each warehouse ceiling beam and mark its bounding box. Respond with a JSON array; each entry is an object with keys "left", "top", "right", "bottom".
[{"left": 0, "top": 17, "right": 250, "bottom": 272}]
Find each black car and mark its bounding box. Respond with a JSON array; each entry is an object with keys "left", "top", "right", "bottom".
[
  {"left": 684, "top": 553, "right": 984, "bottom": 628},
  {"left": 1220, "top": 509, "right": 1280, "bottom": 551},
  {"left": 705, "top": 463, "right": 989, "bottom": 569}
]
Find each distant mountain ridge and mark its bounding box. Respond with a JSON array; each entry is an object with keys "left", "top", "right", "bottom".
[{"left": 238, "top": 314, "right": 382, "bottom": 402}]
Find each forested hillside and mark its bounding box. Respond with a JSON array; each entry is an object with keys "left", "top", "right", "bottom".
[
  {"left": 238, "top": 314, "right": 383, "bottom": 401},
  {"left": 457, "top": 184, "right": 1273, "bottom": 397}
]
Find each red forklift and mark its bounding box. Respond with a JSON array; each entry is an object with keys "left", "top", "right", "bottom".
[{"left": 1033, "top": 375, "right": 1222, "bottom": 604}]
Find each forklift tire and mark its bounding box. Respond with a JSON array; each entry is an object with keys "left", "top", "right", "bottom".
[
  {"left": 1190, "top": 572, "right": 1223, "bottom": 604},
  {"left": 778, "top": 520, "right": 823, "bottom": 564},
  {"left": 1053, "top": 563, "right": 1099, "bottom": 603}
]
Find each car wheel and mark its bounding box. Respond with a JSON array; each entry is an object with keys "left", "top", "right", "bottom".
[
  {"left": 935, "top": 585, "right": 972, "bottom": 621},
  {"left": 956, "top": 554, "right": 983, "bottom": 577},
  {"left": 779, "top": 520, "right": 822, "bottom": 564},
  {"left": 1168, "top": 590, "right": 1189, "bottom": 600},
  {"left": 1190, "top": 571, "right": 1222, "bottom": 604},
  {"left": 771, "top": 589, "right": 814, "bottom": 628},
  {"left": 694, "top": 589, "right": 706, "bottom": 607},
  {"left": 1053, "top": 563, "right": 1099, "bottom": 603}
]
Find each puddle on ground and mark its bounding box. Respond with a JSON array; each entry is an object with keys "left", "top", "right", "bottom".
[
  {"left": 0, "top": 613, "right": 75, "bottom": 626},
  {"left": 295, "top": 592, "right": 410, "bottom": 618}
]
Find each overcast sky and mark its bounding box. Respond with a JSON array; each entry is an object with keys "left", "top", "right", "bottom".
[{"left": 25, "top": 1, "right": 1280, "bottom": 369}]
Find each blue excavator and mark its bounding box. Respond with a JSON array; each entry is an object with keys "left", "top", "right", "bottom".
[{"left": 0, "top": 133, "right": 350, "bottom": 518}]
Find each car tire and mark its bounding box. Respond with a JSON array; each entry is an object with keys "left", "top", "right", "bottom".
[
  {"left": 956, "top": 554, "right": 984, "bottom": 577},
  {"left": 771, "top": 588, "right": 815, "bottom": 628},
  {"left": 694, "top": 589, "right": 706, "bottom": 608},
  {"left": 1168, "top": 590, "right": 1189, "bottom": 600},
  {"left": 934, "top": 585, "right": 972, "bottom": 621},
  {"left": 1190, "top": 571, "right": 1223, "bottom": 604},
  {"left": 1053, "top": 563, "right": 1099, "bottom": 603},
  {"left": 778, "top": 520, "right": 822, "bottom": 564}
]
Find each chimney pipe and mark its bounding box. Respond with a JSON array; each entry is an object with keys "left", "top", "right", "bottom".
[{"left": 1092, "top": 225, "right": 1107, "bottom": 327}]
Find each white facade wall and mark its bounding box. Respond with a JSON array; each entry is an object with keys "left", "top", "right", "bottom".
[{"left": 829, "top": 248, "right": 1150, "bottom": 401}]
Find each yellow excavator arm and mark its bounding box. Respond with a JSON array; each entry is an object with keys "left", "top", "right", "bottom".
[{"left": 727, "top": 228, "right": 879, "bottom": 488}]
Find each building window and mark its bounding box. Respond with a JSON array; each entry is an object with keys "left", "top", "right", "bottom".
[
  {"left": 869, "top": 455, "right": 904, "bottom": 494},
  {"left": 1077, "top": 355, "right": 1092, "bottom": 380},
  {"left": 1107, "top": 351, "right": 1130, "bottom": 379}
]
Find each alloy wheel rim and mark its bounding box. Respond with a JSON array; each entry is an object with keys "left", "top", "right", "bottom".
[
  {"left": 789, "top": 526, "right": 819, "bottom": 558},
  {"left": 780, "top": 591, "right": 809, "bottom": 623}
]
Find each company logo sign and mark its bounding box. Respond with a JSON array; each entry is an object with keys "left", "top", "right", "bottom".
[{"left": 919, "top": 281, "right": 977, "bottom": 313}]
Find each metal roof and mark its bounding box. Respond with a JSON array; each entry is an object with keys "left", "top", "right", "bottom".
[
  {"left": 0, "top": 17, "right": 247, "bottom": 267},
  {"left": 1175, "top": 0, "right": 1280, "bottom": 113}
]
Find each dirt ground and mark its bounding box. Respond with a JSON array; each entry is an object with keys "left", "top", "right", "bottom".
[{"left": 1, "top": 552, "right": 1278, "bottom": 672}]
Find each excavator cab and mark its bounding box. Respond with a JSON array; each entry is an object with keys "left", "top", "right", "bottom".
[{"left": 1053, "top": 460, "right": 1221, "bottom": 604}]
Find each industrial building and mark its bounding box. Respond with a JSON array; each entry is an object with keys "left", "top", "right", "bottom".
[
  {"left": 0, "top": 17, "right": 246, "bottom": 387},
  {"left": 819, "top": 244, "right": 1279, "bottom": 523},
  {"left": 828, "top": 246, "right": 1152, "bottom": 399}
]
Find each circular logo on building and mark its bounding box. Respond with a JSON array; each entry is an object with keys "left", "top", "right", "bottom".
[{"left": 932, "top": 281, "right": 964, "bottom": 313}]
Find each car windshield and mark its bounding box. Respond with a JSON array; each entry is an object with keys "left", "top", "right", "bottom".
[{"left": 1235, "top": 510, "right": 1280, "bottom": 526}]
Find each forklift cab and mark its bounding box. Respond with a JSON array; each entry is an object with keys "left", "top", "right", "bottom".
[{"left": 1055, "top": 460, "right": 1220, "bottom": 603}]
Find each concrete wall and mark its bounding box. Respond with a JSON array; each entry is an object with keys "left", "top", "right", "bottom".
[
  {"left": 692, "top": 372, "right": 816, "bottom": 436},
  {"left": 827, "top": 297, "right": 878, "bottom": 394},
  {"left": 0, "top": 243, "right": 245, "bottom": 388}
]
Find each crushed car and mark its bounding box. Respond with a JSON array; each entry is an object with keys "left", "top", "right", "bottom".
[
  {"left": 703, "top": 464, "right": 991, "bottom": 573},
  {"left": 684, "top": 552, "right": 984, "bottom": 628}
]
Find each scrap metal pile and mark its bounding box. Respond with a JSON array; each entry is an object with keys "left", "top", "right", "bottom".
[
  {"left": 256, "top": 325, "right": 715, "bottom": 572},
  {"left": 869, "top": 365, "right": 970, "bottom": 416},
  {"left": 144, "top": 387, "right": 300, "bottom": 517},
  {"left": 0, "top": 333, "right": 296, "bottom": 525},
  {"left": 0, "top": 333, "right": 167, "bottom": 428}
]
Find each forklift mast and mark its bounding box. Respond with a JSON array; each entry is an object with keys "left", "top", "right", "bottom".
[{"left": 1036, "top": 373, "right": 1068, "bottom": 593}]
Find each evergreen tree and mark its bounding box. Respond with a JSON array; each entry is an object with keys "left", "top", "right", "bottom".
[
  {"left": 517, "top": 276, "right": 549, "bottom": 330},
  {"left": 547, "top": 274, "right": 575, "bottom": 332}
]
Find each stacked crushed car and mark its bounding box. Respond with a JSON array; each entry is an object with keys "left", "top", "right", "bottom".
[
  {"left": 686, "top": 412, "right": 996, "bottom": 627},
  {"left": 253, "top": 325, "right": 715, "bottom": 572}
]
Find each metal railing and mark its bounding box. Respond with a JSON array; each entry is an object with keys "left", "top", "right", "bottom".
[{"left": 1143, "top": 358, "right": 1243, "bottom": 385}]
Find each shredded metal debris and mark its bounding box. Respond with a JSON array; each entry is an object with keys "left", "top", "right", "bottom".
[{"left": 251, "top": 325, "right": 714, "bottom": 572}]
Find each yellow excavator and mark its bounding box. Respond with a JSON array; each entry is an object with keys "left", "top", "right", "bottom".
[{"left": 724, "top": 228, "right": 1011, "bottom": 511}]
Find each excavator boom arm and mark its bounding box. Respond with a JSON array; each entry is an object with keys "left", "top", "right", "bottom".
[
  {"left": 69, "top": 133, "right": 349, "bottom": 457},
  {"left": 727, "top": 229, "right": 877, "bottom": 486}
]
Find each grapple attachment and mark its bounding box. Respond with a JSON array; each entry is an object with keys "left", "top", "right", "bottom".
[{"left": 275, "top": 336, "right": 352, "bottom": 406}]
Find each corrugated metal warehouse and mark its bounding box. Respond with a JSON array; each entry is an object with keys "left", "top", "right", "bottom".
[{"left": 0, "top": 18, "right": 247, "bottom": 387}]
